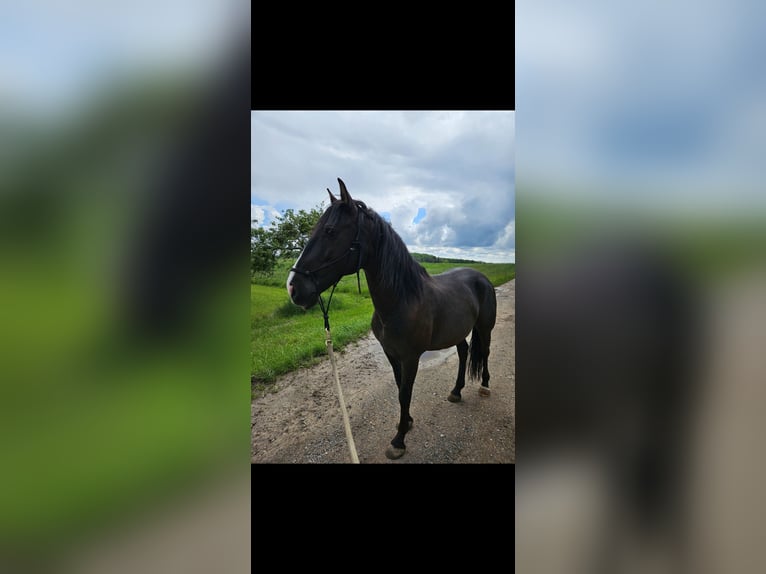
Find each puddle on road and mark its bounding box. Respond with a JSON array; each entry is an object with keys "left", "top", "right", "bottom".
[{"left": 419, "top": 347, "right": 456, "bottom": 367}]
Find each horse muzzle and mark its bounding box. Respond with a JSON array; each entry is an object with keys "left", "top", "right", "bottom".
[{"left": 287, "top": 277, "right": 318, "bottom": 310}]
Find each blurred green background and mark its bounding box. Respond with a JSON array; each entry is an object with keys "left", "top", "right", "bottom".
[{"left": 0, "top": 3, "right": 250, "bottom": 573}]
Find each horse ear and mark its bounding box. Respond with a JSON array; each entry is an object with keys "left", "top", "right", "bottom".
[
  {"left": 327, "top": 188, "right": 339, "bottom": 203},
  {"left": 338, "top": 178, "right": 353, "bottom": 205}
]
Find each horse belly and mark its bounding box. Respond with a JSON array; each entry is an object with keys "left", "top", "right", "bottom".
[
  {"left": 371, "top": 311, "right": 432, "bottom": 357},
  {"left": 427, "top": 307, "right": 477, "bottom": 350}
]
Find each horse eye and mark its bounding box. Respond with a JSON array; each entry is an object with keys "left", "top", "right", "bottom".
[{"left": 324, "top": 226, "right": 335, "bottom": 237}]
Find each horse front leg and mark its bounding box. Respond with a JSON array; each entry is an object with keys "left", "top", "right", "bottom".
[
  {"left": 383, "top": 350, "right": 412, "bottom": 428},
  {"left": 386, "top": 356, "right": 418, "bottom": 460}
]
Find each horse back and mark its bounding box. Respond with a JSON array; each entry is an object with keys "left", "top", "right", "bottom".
[{"left": 433, "top": 266, "right": 495, "bottom": 310}]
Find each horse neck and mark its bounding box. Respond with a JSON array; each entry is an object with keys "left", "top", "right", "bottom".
[
  {"left": 362, "top": 264, "right": 399, "bottom": 316},
  {"left": 361, "top": 225, "right": 425, "bottom": 317}
]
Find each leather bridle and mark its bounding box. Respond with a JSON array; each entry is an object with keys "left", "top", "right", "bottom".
[{"left": 289, "top": 205, "right": 367, "bottom": 330}]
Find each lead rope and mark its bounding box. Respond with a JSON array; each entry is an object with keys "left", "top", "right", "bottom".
[
  {"left": 325, "top": 327, "right": 359, "bottom": 464},
  {"left": 317, "top": 281, "right": 360, "bottom": 464}
]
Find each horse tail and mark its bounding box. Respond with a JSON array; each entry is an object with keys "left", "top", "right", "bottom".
[{"left": 468, "top": 327, "right": 485, "bottom": 381}]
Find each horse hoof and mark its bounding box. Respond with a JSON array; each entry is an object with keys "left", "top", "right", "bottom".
[
  {"left": 448, "top": 392, "right": 462, "bottom": 403},
  {"left": 385, "top": 446, "right": 406, "bottom": 460},
  {"left": 478, "top": 387, "right": 491, "bottom": 397}
]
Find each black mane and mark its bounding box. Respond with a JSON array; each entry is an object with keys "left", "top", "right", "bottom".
[{"left": 360, "top": 203, "right": 429, "bottom": 302}]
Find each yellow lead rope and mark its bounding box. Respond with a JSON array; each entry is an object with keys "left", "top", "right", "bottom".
[{"left": 325, "top": 328, "right": 360, "bottom": 464}]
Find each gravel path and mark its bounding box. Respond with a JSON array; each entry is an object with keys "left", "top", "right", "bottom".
[{"left": 251, "top": 279, "right": 515, "bottom": 464}]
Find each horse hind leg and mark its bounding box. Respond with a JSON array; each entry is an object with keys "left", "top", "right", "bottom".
[
  {"left": 477, "top": 283, "right": 496, "bottom": 397},
  {"left": 478, "top": 345, "right": 491, "bottom": 395},
  {"left": 448, "top": 339, "right": 469, "bottom": 403},
  {"left": 479, "top": 330, "right": 492, "bottom": 397}
]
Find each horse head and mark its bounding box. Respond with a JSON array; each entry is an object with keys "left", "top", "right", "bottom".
[{"left": 286, "top": 178, "right": 364, "bottom": 309}]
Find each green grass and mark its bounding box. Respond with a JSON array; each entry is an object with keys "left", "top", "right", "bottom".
[
  {"left": 251, "top": 258, "right": 514, "bottom": 396},
  {"left": 1, "top": 270, "right": 246, "bottom": 554},
  {"left": 517, "top": 191, "right": 766, "bottom": 285}
]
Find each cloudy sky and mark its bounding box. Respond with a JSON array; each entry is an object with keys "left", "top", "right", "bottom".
[
  {"left": 0, "top": 1, "right": 244, "bottom": 117},
  {"left": 516, "top": 0, "right": 766, "bottom": 215},
  {"left": 251, "top": 111, "right": 515, "bottom": 263}
]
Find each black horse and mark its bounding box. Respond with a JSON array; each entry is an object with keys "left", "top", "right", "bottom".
[{"left": 287, "top": 178, "right": 497, "bottom": 459}]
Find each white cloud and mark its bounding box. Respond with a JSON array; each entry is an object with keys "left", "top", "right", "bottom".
[
  {"left": 250, "top": 204, "right": 280, "bottom": 228},
  {"left": 250, "top": 205, "right": 264, "bottom": 227},
  {"left": 494, "top": 220, "right": 516, "bottom": 249},
  {"left": 1, "top": 0, "right": 245, "bottom": 117}
]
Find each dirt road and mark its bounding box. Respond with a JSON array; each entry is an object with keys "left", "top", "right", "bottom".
[{"left": 251, "top": 279, "right": 515, "bottom": 464}]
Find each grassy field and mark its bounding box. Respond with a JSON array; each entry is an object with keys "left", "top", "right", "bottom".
[{"left": 251, "top": 258, "right": 515, "bottom": 396}]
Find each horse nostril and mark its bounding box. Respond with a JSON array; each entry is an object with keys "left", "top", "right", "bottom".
[{"left": 288, "top": 283, "right": 295, "bottom": 297}]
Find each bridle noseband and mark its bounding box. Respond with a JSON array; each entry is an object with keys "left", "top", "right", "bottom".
[{"left": 289, "top": 204, "right": 367, "bottom": 330}]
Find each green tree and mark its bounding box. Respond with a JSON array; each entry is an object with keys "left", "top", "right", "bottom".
[
  {"left": 251, "top": 221, "right": 277, "bottom": 276},
  {"left": 269, "top": 204, "right": 324, "bottom": 259},
  {"left": 250, "top": 203, "right": 324, "bottom": 276}
]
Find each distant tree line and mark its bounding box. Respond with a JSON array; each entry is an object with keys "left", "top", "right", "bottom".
[{"left": 410, "top": 253, "right": 482, "bottom": 264}]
